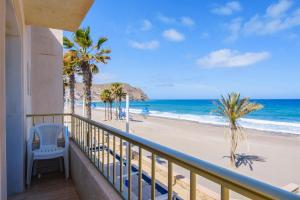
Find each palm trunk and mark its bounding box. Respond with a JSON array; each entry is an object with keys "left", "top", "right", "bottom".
[
  {"left": 110, "top": 102, "right": 113, "bottom": 120},
  {"left": 118, "top": 97, "right": 122, "bottom": 119},
  {"left": 82, "top": 62, "right": 92, "bottom": 147},
  {"left": 105, "top": 102, "right": 108, "bottom": 120},
  {"left": 69, "top": 73, "right": 75, "bottom": 114},
  {"left": 115, "top": 99, "right": 118, "bottom": 120},
  {"left": 230, "top": 127, "right": 238, "bottom": 165},
  {"left": 82, "top": 64, "right": 92, "bottom": 119}
]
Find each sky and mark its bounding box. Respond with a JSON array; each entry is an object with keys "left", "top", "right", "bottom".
[{"left": 64, "top": 0, "right": 300, "bottom": 99}]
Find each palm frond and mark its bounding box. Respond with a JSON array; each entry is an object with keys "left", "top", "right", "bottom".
[
  {"left": 63, "top": 37, "right": 74, "bottom": 49},
  {"left": 96, "top": 37, "right": 108, "bottom": 49}
]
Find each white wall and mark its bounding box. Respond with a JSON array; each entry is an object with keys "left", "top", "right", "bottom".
[
  {"left": 5, "top": 34, "right": 24, "bottom": 195},
  {"left": 0, "top": 0, "right": 7, "bottom": 198},
  {"left": 5, "top": 0, "right": 26, "bottom": 195},
  {"left": 1, "top": 0, "right": 64, "bottom": 197},
  {"left": 31, "top": 27, "right": 63, "bottom": 114}
]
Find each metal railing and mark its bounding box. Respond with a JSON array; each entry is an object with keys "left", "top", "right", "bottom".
[{"left": 26, "top": 113, "right": 300, "bottom": 200}]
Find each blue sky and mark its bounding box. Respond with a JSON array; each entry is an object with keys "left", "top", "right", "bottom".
[{"left": 64, "top": 0, "right": 300, "bottom": 99}]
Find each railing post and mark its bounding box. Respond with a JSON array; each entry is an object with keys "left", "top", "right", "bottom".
[
  {"left": 98, "top": 128, "right": 100, "bottom": 169},
  {"left": 93, "top": 126, "right": 96, "bottom": 164},
  {"left": 221, "top": 186, "right": 229, "bottom": 200},
  {"left": 151, "top": 154, "right": 156, "bottom": 200},
  {"left": 138, "top": 147, "right": 142, "bottom": 200},
  {"left": 102, "top": 130, "right": 105, "bottom": 173},
  {"left": 120, "top": 139, "right": 123, "bottom": 193},
  {"left": 128, "top": 143, "right": 132, "bottom": 200},
  {"left": 113, "top": 135, "right": 116, "bottom": 185},
  {"left": 107, "top": 133, "right": 110, "bottom": 178},
  {"left": 168, "top": 161, "right": 173, "bottom": 200},
  {"left": 190, "top": 172, "right": 196, "bottom": 200},
  {"left": 71, "top": 115, "right": 74, "bottom": 139}
]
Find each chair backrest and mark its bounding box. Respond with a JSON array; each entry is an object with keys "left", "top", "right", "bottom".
[{"left": 34, "top": 123, "right": 65, "bottom": 147}]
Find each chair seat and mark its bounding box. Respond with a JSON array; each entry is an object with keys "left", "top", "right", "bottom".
[{"left": 33, "top": 145, "right": 65, "bottom": 160}]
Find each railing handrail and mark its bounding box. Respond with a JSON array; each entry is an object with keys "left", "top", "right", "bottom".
[{"left": 26, "top": 113, "right": 300, "bottom": 200}]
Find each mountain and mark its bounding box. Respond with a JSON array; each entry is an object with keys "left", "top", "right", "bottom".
[{"left": 74, "top": 83, "right": 149, "bottom": 101}]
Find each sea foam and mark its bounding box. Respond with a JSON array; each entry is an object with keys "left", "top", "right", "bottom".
[{"left": 127, "top": 108, "right": 300, "bottom": 135}]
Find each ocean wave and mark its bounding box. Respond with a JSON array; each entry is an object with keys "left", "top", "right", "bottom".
[{"left": 93, "top": 106, "right": 300, "bottom": 135}]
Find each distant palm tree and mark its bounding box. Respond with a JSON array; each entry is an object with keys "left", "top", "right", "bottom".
[
  {"left": 63, "top": 27, "right": 111, "bottom": 119},
  {"left": 110, "top": 82, "right": 125, "bottom": 119},
  {"left": 63, "top": 50, "right": 78, "bottom": 114},
  {"left": 100, "top": 89, "right": 113, "bottom": 120},
  {"left": 100, "top": 90, "right": 108, "bottom": 120},
  {"left": 116, "top": 88, "right": 126, "bottom": 119},
  {"left": 214, "top": 92, "right": 263, "bottom": 165}
]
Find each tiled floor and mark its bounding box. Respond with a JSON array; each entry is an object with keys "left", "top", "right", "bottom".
[{"left": 8, "top": 172, "right": 79, "bottom": 200}]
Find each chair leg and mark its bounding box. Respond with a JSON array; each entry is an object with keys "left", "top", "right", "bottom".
[{"left": 64, "top": 154, "right": 69, "bottom": 179}]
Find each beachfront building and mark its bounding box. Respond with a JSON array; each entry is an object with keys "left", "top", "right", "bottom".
[
  {"left": 0, "top": 0, "right": 299, "bottom": 200},
  {"left": 0, "top": 0, "right": 94, "bottom": 198}
]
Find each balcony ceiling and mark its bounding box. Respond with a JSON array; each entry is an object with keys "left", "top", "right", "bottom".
[{"left": 23, "top": 0, "right": 94, "bottom": 32}]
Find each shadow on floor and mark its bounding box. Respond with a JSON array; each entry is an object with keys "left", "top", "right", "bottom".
[{"left": 224, "top": 153, "right": 266, "bottom": 171}]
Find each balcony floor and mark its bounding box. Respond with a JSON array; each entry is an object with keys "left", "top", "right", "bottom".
[{"left": 8, "top": 172, "right": 79, "bottom": 200}]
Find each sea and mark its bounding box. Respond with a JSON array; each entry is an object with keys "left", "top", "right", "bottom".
[{"left": 89, "top": 99, "right": 300, "bottom": 135}]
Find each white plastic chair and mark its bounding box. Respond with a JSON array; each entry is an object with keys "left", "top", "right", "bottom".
[{"left": 26, "top": 123, "right": 69, "bottom": 185}]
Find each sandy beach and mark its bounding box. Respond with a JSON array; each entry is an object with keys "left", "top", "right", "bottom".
[{"left": 75, "top": 106, "right": 300, "bottom": 193}]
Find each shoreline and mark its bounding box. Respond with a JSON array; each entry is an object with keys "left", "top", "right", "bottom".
[
  {"left": 73, "top": 105, "right": 300, "bottom": 191},
  {"left": 140, "top": 113, "right": 300, "bottom": 138},
  {"left": 92, "top": 106, "right": 300, "bottom": 137}
]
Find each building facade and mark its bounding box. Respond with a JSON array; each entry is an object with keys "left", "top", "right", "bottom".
[{"left": 0, "top": 0, "right": 93, "bottom": 198}]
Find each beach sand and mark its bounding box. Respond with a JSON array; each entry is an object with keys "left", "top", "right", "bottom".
[{"left": 75, "top": 106, "right": 300, "bottom": 194}]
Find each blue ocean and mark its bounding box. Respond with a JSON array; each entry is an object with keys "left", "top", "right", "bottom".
[{"left": 91, "top": 99, "right": 300, "bottom": 135}]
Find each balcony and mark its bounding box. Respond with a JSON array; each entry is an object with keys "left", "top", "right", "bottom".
[
  {"left": 8, "top": 173, "right": 79, "bottom": 200},
  {"left": 17, "top": 113, "right": 299, "bottom": 200}
]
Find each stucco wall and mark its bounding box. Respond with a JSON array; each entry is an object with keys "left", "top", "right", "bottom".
[
  {"left": 31, "top": 27, "right": 63, "bottom": 114},
  {"left": 5, "top": 0, "right": 27, "bottom": 196},
  {"left": 0, "top": 0, "right": 7, "bottom": 198}
]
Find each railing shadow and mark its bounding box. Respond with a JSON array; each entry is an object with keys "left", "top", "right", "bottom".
[{"left": 224, "top": 153, "right": 266, "bottom": 171}]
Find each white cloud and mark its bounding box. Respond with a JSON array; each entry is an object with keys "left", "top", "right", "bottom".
[
  {"left": 157, "top": 13, "right": 176, "bottom": 24},
  {"left": 181, "top": 17, "right": 195, "bottom": 27},
  {"left": 162, "top": 29, "right": 185, "bottom": 42},
  {"left": 197, "top": 49, "right": 270, "bottom": 68},
  {"left": 157, "top": 14, "right": 196, "bottom": 27},
  {"left": 129, "top": 40, "right": 160, "bottom": 50},
  {"left": 141, "top": 19, "right": 152, "bottom": 31},
  {"left": 226, "top": 0, "right": 300, "bottom": 40},
  {"left": 266, "top": 0, "right": 293, "bottom": 18},
  {"left": 211, "top": 1, "right": 242, "bottom": 15}
]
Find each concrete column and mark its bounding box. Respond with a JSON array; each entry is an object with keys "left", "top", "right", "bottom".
[{"left": 0, "top": 0, "right": 7, "bottom": 199}]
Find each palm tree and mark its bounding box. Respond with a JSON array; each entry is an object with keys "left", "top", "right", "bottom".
[
  {"left": 63, "top": 27, "right": 111, "bottom": 119},
  {"left": 110, "top": 83, "right": 122, "bottom": 119},
  {"left": 63, "top": 50, "right": 78, "bottom": 114},
  {"left": 116, "top": 87, "right": 127, "bottom": 119},
  {"left": 214, "top": 92, "right": 263, "bottom": 165},
  {"left": 100, "top": 89, "right": 113, "bottom": 120},
  {"left": 100, "top": 90, "right": 108, "bottom": 120}
]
